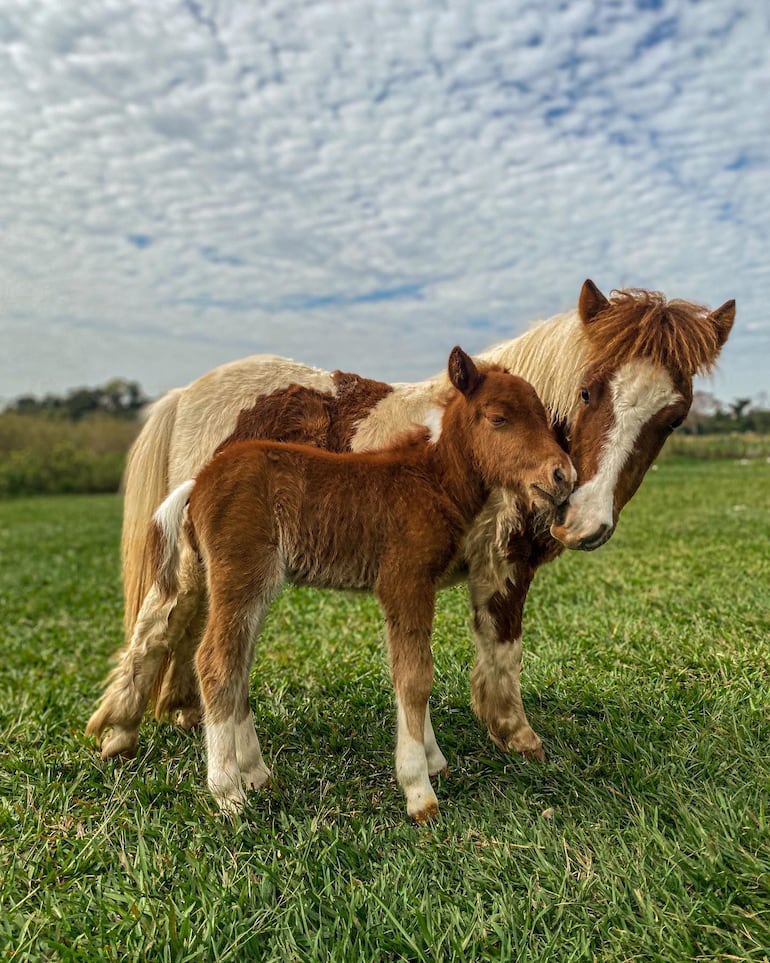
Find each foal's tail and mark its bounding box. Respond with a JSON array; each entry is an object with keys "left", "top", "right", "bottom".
[{"left": 149, "top": 479, "right": 196, "bottom": 601}]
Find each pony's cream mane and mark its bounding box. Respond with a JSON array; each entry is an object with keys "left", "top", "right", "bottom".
[{"left": 477, "top": 309, "right": 589, "bottom": 426}]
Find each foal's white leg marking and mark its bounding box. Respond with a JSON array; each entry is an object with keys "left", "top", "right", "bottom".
[
  {"left": 395, "top": 697, "right": 438, "bottom": 822},
  {"left": 423, "top": 704, "right": 448, "bottom": 776},
  {"left": 566, "top": 360, "right": 682, "bottom": 536},
  {"left": 206, "top": 717, "right": 246, "bottom": 815},
  {"left": 235, "top": 711, "right": 271, "bottom": 790}
]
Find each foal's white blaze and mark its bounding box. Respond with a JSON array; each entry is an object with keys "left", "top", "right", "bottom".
[
  {"left": 565, "top": 360, "right": 681, "bottom": 541},
  {"left": 395, "top": 697, "right": 438, "bottom": 819}
]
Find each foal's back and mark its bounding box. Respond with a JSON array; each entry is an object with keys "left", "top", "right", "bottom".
[{"left": 189, "top": 432, "right": 461, "bottom": 592}]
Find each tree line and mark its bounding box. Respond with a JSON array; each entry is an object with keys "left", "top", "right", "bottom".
[
  {"left": 4, "top": 378, "right": 149, "bottom": 421},
  {"left": 4, "top": 381, "right": 768, "bottom": 434},
  {"left": 684, "top": 392, "right": 770, "bottom": 435}
]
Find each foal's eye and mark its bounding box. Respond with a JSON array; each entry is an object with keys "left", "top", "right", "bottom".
[
  {"left": 487, "top": 414, "right": 507, "bottom": 428},
  {"left": 580, "top": 388, "right": 590, "bottom": 404}
]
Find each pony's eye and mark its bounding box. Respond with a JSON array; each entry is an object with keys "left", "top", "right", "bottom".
[
  {"left": 487, "top": 414, "right": 507, "bottom": 428},
  {"left": 580, "top": 388, "right": 590, "bottom": 404}
]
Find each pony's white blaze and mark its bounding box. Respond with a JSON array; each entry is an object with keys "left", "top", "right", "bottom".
[{"left": 562, "top": 359, "right": 681, "bottom": 545}]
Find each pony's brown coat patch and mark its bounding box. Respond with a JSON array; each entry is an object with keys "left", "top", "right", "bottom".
[{"left": 218, "top": 371, "right": 393, "bottom": 455}]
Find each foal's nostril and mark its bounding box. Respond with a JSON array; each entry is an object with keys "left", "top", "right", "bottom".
[{"left": 553, "top": 466, "right": 565, "bottom": 485}]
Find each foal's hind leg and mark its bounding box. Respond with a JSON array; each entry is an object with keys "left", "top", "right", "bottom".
[
  {"left": 378, "top": 574, "right": 439, "bottom": 823},
  {"left": 423, "top": 704, "right": 448, "bottom": 776},
  {"left": 197, "top": 558, "right": 282, "bottom": 814}
]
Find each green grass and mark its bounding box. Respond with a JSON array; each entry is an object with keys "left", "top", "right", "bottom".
[{"left": 1, "top": 460, "right": 769, "bottom": 961}]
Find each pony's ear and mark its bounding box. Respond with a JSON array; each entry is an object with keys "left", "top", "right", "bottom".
[
  {"left": 709, "top": 299, "right": 735, "bottom": 352},
  {"left": 578, "top": 279, "right": 610, "bottom": 324},
  {"left": 448, "top": 346, "right": 481, "bottom": 396}
]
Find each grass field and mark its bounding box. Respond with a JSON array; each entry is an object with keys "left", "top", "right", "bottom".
[{"left": 1, "top": 459, "right": 768, "bottom": 961}]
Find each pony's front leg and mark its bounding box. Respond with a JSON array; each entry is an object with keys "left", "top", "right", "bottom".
[
  {"left": 468, "top": 564, "right": 544, "bottom": 761},
  {"left": 379, "top": 577, "right": 439, "bottom": 823}
]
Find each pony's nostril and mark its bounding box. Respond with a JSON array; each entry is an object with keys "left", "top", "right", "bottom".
[{"left": 553, "top": 465, "right": 566, "bottom": 485}]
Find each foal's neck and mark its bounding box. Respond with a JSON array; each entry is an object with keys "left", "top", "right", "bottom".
[{"left": 426, "top": 430, "right": 489, "bottom": 527}]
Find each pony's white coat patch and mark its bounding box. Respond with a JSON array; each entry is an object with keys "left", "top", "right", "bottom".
[{"left": 421, "top": 406, "right": 444, "bottom": 442}]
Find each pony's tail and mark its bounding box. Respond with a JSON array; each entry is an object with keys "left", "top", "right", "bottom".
[
  {"left": 149, "top": 480, "right": 196, "bottom": 602},
  {"left": 121, "top": 389, "right": 183, "bottom": 642}
]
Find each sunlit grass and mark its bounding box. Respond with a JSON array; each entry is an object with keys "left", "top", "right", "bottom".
[{"left": 1, "top": 459, "right": 768, "bottom": 960}]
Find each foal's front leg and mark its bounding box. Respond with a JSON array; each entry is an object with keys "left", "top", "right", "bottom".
[{"left": 378, "top": 577, "right": 439, "bottom": 823}]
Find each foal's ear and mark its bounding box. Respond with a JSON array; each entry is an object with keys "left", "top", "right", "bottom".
[
  {"left": 578, "top": 279, "right": 610, "bottom": 324},
  {"left": 448, "top": 346, "right": 481, "bottom": 396}
]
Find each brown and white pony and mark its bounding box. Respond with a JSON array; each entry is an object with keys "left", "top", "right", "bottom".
[
  {"left": 96, "top": 350, "right": 574, "bottom": 821},
  {"left": 90, "top": 280, "right": 734, "bottom": 763}
]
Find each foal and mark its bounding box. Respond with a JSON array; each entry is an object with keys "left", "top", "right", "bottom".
[{"left": 96, "top": 348, "right": 574, "bottom": 822}]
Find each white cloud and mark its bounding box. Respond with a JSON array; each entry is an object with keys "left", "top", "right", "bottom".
[{"left": 1, "top": 0, "right": 767, "bottom": 403}]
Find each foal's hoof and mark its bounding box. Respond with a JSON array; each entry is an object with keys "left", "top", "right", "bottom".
[{"left": 411, "top": 800, "right": 439, "bottom": 825}]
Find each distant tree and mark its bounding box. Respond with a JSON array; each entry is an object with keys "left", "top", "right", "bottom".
[
  {"left": 4, "top": 379, "right": 150, "bottom": 420},
  {"left": 729, "top": 398, "right": 752, "bottom": 420}
]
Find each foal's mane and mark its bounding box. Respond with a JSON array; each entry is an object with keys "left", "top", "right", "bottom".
[{"left": 582, "top": 288, "right": 723, "bottom": 380}]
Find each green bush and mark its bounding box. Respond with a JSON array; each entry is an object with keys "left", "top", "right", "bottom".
[{"left": 0, "top": 413, "right": 138, "bottom": 497}]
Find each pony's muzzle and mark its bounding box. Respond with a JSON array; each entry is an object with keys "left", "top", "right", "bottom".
[{"left": 550, "top": 520, "right": 614, "bottom": 551}]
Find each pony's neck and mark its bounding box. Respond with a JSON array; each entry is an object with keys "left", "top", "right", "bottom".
[{"left": 477, "top": 309, "right": 590, "bottom": 427}]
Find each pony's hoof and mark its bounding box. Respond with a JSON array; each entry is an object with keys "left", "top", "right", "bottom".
[
  {"left": 175, "top": 707, "right": 203, "bottom": 730},
  {"left": 100, "top": 726, "right": 139, "bottom": 760},
  {"left": 489, "top": 725, "right": 545, "bottom": 762}
]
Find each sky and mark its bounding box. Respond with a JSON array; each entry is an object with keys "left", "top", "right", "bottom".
[{"left": 2, "top": 0, "right": 768, "bottom": 405}]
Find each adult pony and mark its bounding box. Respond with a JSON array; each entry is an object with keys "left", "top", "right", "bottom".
[
  {"left": 90, "top": 280, "right": 734, "bottom": 762},
  {"left": 113, "top": 349, "right": 574, "bottom": 821}
]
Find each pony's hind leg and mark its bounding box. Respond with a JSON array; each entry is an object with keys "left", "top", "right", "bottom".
[
  {"left": 154, "top": 602, "right": 207, "bottom": 728},
  {"left": 153, "top": 549, "right": 206, "bottom": 728},
  {"left": 87, "top": 584, "right": 177, "bottom": 759}
]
